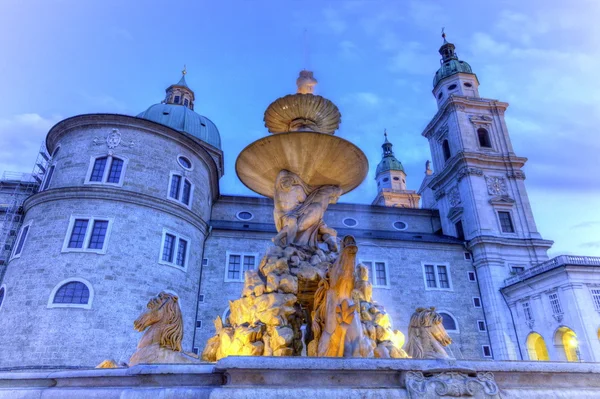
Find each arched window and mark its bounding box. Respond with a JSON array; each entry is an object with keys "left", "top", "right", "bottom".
[
  {"left": 442, "top": 140, "right": 451, "bottom": 162},
  {"left": 438, "top": 311, "right": 458, "bottom": 332},
  {"left": 554, "top": 326, "right": 579, "bottom": 362},
  {"left": 526, "top": 332, "right": 549, "bottom": 361},
  {"left": 86, "top": 155, "right": 126, "bottom": 185},
  {"left": 48, "top": 278, "right": 94, "bottom": 309},
  {"left": 477, "top": 128, "right": 492, "bottom": 148}
]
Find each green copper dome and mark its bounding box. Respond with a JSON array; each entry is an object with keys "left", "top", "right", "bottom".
[
  {"left": 433, "top": 37, "right": 476, "bottom": 87},
  {"left": 137, "top": 71, "right": 221, "bottom": 149},
  {"left": 376, "top": 133, "right": 404, "bottom": 175},
  {"left": 137, "top": 103, "right": 221, "bottom": 149}
]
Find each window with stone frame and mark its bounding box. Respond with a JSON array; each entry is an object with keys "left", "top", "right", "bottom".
[
  {"left": 498, "top": 211, "right": 515, "bottom": 233},
  {"left": 590, "top": 289, "right": 600, "bottom": 311},
  {"left": 422, "top": 263, "right": 453, "bottom": 290},
  {"left": 477, "top": 128, "right": 492, "bottom": 148},
  {"left": 168, "top": 172, "right": 193, "bottom": 207},
  {"left": 86, "top": 155, "right": 126, "bottom": 185},
  {"left": 41, "top": 164, "right": 55, "bottom": 191},
  {"left": 62, "top": 216, "right": 113, "bottom": 254},
  {"left": 522, "top": 301, "right": 534, "bottom": 323},
  {"left": 438, "top": 312, "right": 458, "bottom": 331},
  {"left": 10, "top": 221, "right": 32, "bottom": 260},
  {"left": 360, "top": 260, "right": 390, "bottom": 288},
  {"left": 442, "top": 139, "right": 451, "bottom": 162},
  {"left": 225, "top": 252, "right": 257, "bottom": 282},
  {"left": 47, "top": 278, "right": 94, "bottom": 309},
  {"left": 159, "top": 229, "right": 190, "bottom": 269},
  {"left": 548, "top": 293, "right": 563, "bottom": 315}
]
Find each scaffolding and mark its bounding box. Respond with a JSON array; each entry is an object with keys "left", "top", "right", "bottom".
[{"left": 0, "top": 141, "right": 49, "bottom": 282}]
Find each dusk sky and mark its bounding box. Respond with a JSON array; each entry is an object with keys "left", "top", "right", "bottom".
[{"left": 1, "top": 0, "right": 599, "bottom": 257}]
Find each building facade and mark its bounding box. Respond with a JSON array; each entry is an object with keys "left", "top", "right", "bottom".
[{"left": 0, "top": 39, "right": 598, "bottom": 367}]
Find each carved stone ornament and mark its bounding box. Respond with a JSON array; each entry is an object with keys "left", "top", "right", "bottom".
[
  {"left": 469, "top": 115, "right": 493, "bottom": 124},
  {"left": 405, "top": 371, "right": 500, "bottom": 399},
  {"left": 93, "top": 129, "right": 134, "bottom": 149},
  {"left": 526, "top": 319, "right": 535, "bottom": 330},
  {"left": 507, "top": 170, "right": 526, "bottom": 180},
  {"left": 457, "top": 167, "right": 483, "bottom": 182},
  {"left": 553, "top": 313, "right": 564, "bottom": 323},
  {"left": 434, "top": 189, "right": 446, "bottom": 201},
  {"left": 485, "top": 176, "right": 508, "bottom": 196},
  {"left": 434, "top": 125, "right": 449, "bottom": 142},
  {"left": 448, "top": 187, "right": 461, "bottom": 207}
]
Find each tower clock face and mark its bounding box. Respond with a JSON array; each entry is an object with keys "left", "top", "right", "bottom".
[{"left": 486, "top": 176, "right": 507, "bottom": 196}]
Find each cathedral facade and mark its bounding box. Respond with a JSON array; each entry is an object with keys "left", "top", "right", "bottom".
[{"left": 0, "top": 38, "right": 599, "bottom": 367}]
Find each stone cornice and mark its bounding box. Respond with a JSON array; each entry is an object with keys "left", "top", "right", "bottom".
[
  {"left": 422, "top": 96, "right": 509, "bottom": 138},
  {"left": 468, "top": 235, "right": 554, "bottom": 252},
  {"left": 44, "top": 113, "right": 223, "bottom": 201},
  {"left": 428, "top": 151, "right": 527, "bottom": 191},
  {"left": 23, "top": 186, "right": 209, "bottom": 234}
]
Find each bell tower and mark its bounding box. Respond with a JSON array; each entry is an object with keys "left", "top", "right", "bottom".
[
  {"left": 372, "top": 131, "right": 420, "bottom": 208},
  {"left": 419, "top": 33, "right": 554, "bottom": 360}
]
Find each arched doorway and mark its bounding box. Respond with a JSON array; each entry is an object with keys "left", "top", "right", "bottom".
[
  {"left": 554, "top": 326, "right": 579, "bottom": 362},
  {"left": 526, "top": 332, "right": 549, "bottom": 361}
]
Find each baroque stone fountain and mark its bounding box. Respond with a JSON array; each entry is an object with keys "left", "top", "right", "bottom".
[{"left": 202, "top": 71, "right": 410, "bottom": 360}]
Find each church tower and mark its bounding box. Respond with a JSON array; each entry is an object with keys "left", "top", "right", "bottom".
[
  {"left": 419, "top": 33, "right": 554, "bottom": 360},
  {"left": 372, "top": 131, "right": 420, "bottom": 208}
]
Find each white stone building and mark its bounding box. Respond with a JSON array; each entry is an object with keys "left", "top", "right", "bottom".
[{"left": 0, "top": 38, "right": 597, "bottom": 368}]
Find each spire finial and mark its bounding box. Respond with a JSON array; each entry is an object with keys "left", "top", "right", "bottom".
[
  {"left": 182, "top": 65, "right": 187, "bottom": 76},
  {"left": 384, "top": 128, "right": 388, "bottom": 140},
  {"left": 441, "top": 27, "right": 447, "bottom": 43}
]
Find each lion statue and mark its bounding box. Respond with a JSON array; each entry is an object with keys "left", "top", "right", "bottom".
[
  {"left": 405, "top": 307, "right": 453, "bottom": 359},
  {"left": 97, "top": 292, "right": 200, "bottom": 367}
]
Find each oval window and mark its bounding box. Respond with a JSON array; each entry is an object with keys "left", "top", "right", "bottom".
[
  {"left": 383, "top": 177, "right": 389, "bottom": 182},
  {"left": 437, "top": 92, "right": 443, "bottom": 99},
  {"left": 343, "top": 218, "right": 358, "bottom": 227},
  {"left": 393, "top": 177, "right": 400, "bottom": 181},
  {"left": 236, "top": 211, "right": 253, "bottom": 221},
  {"left": 464, "top": 82, "right": 473, "bottom": 88},
  {"left": 393, "top": 221, "right": 407, "bottom": 231},
  {"left": 177, "top": 156, "right": 192, "bottom": 170},
  {"left": 448, "top": 84, "right": 457, "bottom": 91}
]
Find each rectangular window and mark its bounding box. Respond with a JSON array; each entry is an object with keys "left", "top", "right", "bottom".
[
  {"left": 90, "top": 157, "right": 107, "bottom": 182},
  {"left": 107, "top": 158, "right": 124, "bottom": 183},
  {"left": 198, "top": 294, "right": 205, "bottom": 302},
  {"left": 464, "top": 252, "right": 472, "bottom": 261},
  {"left": 162, "top": 233, "right": 176, "bottom": 263},
  {"left": 42, "top": 165, "right": 55, "bottom": 191},
  {"left": 423, "top": 263, "right": 453, "bottom": 290},
  {"left": 88, "top": 220, "right": 108, "bottom": 249},
  {"left": 11, "top": 222, "right": 31, "bottom": 259},
  {"left": 498, "top": 211, "right": 515, "bottom": 233},
  {"left": 168, "top": 173, "right": 193, "bottom": 208},
  {"left": 590, "top": 289, "right": 600, "bottom": 311},
  {"left": 482, "top": 345, "right": 492, "bottom": 357},
  {"left": 68, "top": 219, "right": 89, "bottom": 248},
  {"left": 184, "top": 99, "right": 189, "bottom": 107},
  {"left": 159, "top": 230, "right": 190, "bottom": 269},
  {"left": 225, "top": 252, "right": 258, "bottom": 282},
  {"left": 196, "top": 320, "right": 202, "bottom": 328},
  {"left": 522, "top": 301, "right": 533, "bottom": 322},
  {"left": 468, "top": 271, "right": 476, "bottom": 282},
  {"left": 63, "top": 216, "right": 112, "bottom": 254},
  {"left": 169, "top": 175, "right": 181, "bottom": 199},
  {"left": 478, "top": 320, "right": 487, "bottom": 331},
  {"left": 202, "top": 258, "right": 208, "bottom": 267},
  {"left": 548, "top": 293, "right": 563, "bottom": 315},
  {"left": 360, "top": 260, "right": 389, "bottom": 288},
  {"left": 174, "top": 95, "right": 180, "bottom": 104},
  {"left": 473, "top": 297, "right": 481, "bottom": 308},
  {"left": 511, "top": 266, "right": 525, "bottom": 274},
  {"left": 425, "top": 264, "right": 437, "bottom": 288}
]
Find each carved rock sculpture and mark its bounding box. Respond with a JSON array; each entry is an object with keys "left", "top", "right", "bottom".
[
  {"left": 405, "top": 307, "right": 453, "bottom": 359},
  {"left": 405, "top": 371, "right": 500, "bottom": 399},
  {"left": 272, "top": 170, "right": 341, "bottom": 251},
  {"left": 97, "top": 292, "right": 200, "bottom": 367}
]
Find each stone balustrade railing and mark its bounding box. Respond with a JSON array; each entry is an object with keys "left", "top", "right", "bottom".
[{"left": 504, "top": 255, "right": 600, "bottom": 286}]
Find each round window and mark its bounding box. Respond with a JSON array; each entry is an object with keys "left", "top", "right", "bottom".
[
  {"left": 236, "top": 211, "right": 253, "bottom": 221},
  {"left": 464, "top": 82, "right": 473, "bottom": 88},
  {"left": 393, "top": 177, "right": 399, "bottom": 181},
  {"left": 343, "top": 218, "right": 358, "bottom": 227},
  {"left": 393, "top": 221, "right": 407, "bottom": 231},
  {"left": 177, "top": 156, "right": 192, "bottom": 170},
  {"left": 448, "top": 84, "right": 457, "bottom": 91},
  {"left": 383, "top": 177, "right": 389, "bottom": 182}
]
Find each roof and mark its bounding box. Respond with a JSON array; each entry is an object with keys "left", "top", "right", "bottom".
[
  {"left": 376, "top": 156, "right": 405, "bottom": 175},
  {"left": 433, "top": 59, "right": 474, "bottom": 87},
  {"left": 137, "top": 103, "right": 221, "bottom": 149}
]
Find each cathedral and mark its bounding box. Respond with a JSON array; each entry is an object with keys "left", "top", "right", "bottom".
[{"left": 0, "top": 35, "right": 599, "bottom": 368}]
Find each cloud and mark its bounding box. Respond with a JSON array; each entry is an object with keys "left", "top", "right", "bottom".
[
  {"left": 79, "top": 92, "right": 129, "bottom": 112},
  {"left": 343, "top": 92, "right": 381, "bottom": 107},
  {"left": 580, "top": 241, "right": 600, "bottom": 249},
  {"left": 571, "top": 221, "right": 600, "bottom": 230},
  {"left": 0, "top": 113, "right": 61, "bottom": 176},
  {"left": 339, "top": 40, "right": 358, "bottom": 58},
  {"left": 323, "top": 7, "right": 347, "bottom": 34}
]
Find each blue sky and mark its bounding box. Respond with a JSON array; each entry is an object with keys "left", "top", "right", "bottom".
[{"left": 1, "top": 0, "right": 599, "bottom": 257}]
